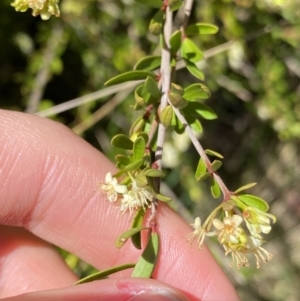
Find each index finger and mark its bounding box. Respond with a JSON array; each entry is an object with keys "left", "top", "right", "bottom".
[{"left": 0, "top": 110, "right": 239, "bottom": 301}]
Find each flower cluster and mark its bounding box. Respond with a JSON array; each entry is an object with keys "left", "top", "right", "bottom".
[
  {"left": 99, "top": 172, "right": 156, "bottom": 214},
  {"left": 188, "top": 200, "right": 276, "bottom": 269},
  {"left": 11, "top": 0, "right": 60, "bottom": 20}
]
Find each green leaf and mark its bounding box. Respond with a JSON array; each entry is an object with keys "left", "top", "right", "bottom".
[
  {"left": 132, "top": 232, "right": 159, "bottom": 278},
  {"left": 134, "top": 0, "right": 163, "bottom": 8},
  {"left": 211, "top": 160, "right": 222, "bottom": 172},
  {"left": 123, "top": 159, "right": 144, "bottom": 172},
  {"left": 143, "top": 168, "right": 165, "bottom": 177},
  {"left": 149, "top": 10, "right": 164, "bottom": 36},
  {"left": 156, "top": 193, "right": 172, "bottom": 202},
  {"left": 130, "top": 117, "right": 146, "bottom": 135},
  {"left": 188, "top": 102, "right": 217, "bottom": 120},
  {"left": 131, "top": 208, "right": 146, "bottom": 249},
  {"left": 74, "top": 263, "right": 136, "bottom": 285},
  {"left": 134, "top": 55, "right": 161, "bottom": 71},
  {"left": 170, "top": 30, "right": 182, "bottom": 55},
  {"left": 196, "top": 172, "right": 210, "bottom": 181},
  {"left": 185, "top": 60, "right": 205, "bottom": 80},
  {"left": 111, "top": 134, "right": 133, "bottom": 150},
  {"left": 144, "top": 76, "right": 161, "bottom": 99},
  {"left": 169, "top": 0, "right": 183, "bottom": 12},
  {"left": 172, "top": 113, "right": 185, "bottom": 134},
  {"left": 190, "top": 118, "right": 203, "bottom": 133},
  {"left": 205, "top": 149, "right": 224, "bottom": 159},
  {"left": 133, "top": 136, "right": 146, "bottom": 162},
  {"left": 169, "top": 92, "right": 188, "bottom": 109},
  {"left": 137, "top": 132, "right": 149, "bottom": 144},
  {"left": 210, "top": 177, "right": 221, "bottom": 198},
  {"left": 104, "top": 71, "right": 155, "bottom": 86},
  {"left": 115, "top": 226, "right": 148, "bottom": 248},
  {"left": 159, "top": 105, "right": 173, "bottom": 129},
  {"left": 195, "top": 158, "right": 206, "bottom": 180},
  {"left": 183, "top": 112, "right": 203, "bottom": 133},
  {"left": 237, "top": 194, "right": 269, "bottom": 212},
  {"left": 181, "top": 38, "right": 203, "bottom": 63},
  {"left": 183, "top": 83, "right": 211, "bottom": 101},
  {"left": 234, "top": 183, "right": 257, "bottom": 194},
  {"left": 186, "top": 23, "right": 219, "bottom": 35},
  {"left": 115, "top": 154, "right": 132, "bottom": 166}
]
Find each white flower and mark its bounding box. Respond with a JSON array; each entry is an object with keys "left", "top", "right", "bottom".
[
  {"left": 186, "top": 217, "right": 217, "bottom": 248},
  {"left": 99, "top": 172, "right": 128, "bottom": 203},
  {"left": 119, "top": 180, "right": 156, "bottom": 214}
]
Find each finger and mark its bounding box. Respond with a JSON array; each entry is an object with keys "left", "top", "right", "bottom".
[
  {"left": 0, "top": 226, "right": 77, "bottom": 298},
  {"left": 3, "top": 278, "right": 190, "bottom": 301},
  {"left": 0, "top": 110, "right": 239, "bottom": 301}
]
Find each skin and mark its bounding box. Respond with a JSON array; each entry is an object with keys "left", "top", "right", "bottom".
[{"left": 0, "top": 110, "right": 240, "bottom": 301}]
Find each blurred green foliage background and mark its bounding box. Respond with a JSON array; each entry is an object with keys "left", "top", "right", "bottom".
[{"left": 1, "top": 0, "right": 300, "bottom": 300}]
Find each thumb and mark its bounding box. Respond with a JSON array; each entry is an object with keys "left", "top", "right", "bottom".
[{"left": 3, "top": 278, "right": 191, "bottom": 301}]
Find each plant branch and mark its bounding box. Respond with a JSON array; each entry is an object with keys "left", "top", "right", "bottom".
[
  {"left": 154, "top": 7, "right": 173, "bottom": 170},
  {"left": 173, "top": 107, "right": 231, "bottom": 198}
]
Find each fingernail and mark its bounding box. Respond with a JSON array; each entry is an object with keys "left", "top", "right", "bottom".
[
  {"left": 129, "top": 288, "right": 191, "bottom": 301},
  {"left": 115, "top": 280, "right": 190, "bottom": 301}
]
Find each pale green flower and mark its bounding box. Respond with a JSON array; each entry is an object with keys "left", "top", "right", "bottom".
[{"left": 11, "top": 0, "right": 60, "bottom": 20}]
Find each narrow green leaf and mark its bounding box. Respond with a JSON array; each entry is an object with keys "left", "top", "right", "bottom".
[
  {"left": 185, "top": 60, "right": 205, "bottom": 80},
  {"left": 234, "top": 183, "right": 257, "bottom": 194},
  {"left": 133, "top": 136, "right": 146, "bottom": 162},
  {"left": 169, "top": 0, "right": 183, "bottom": 11},
  {"left": 211, "top": 160, "right": 222, "bottom": 172},
  {"left": 190, "top": 118, "right": 203, "bottom": 133},
  {"left": 183, "top": 112, "right": 203, "bottom": 133},
  {"left": 149, "top": 10, "right": 164, "bottom": 36},
  {"left": 105, "top": 71, "right": 155, "bottom": 86},
  {"left": 210, "top": 177, "right": 221, "bottom": 198},
  {"left": 143, "top": 168, "right": 165, "bottom": 177},
  {"left": 186, "top": 23, "right": 219, "bottom": 35},
  {"left": 137, "top": 132, "right": 149, "bottom": 144},
  {"left": 132, "top": 232, "right": 159, "bottom": 278},
  {"left": 159, "top": 105, "right": 173, "bottom": 129},
  {"left": 115, "top": 227, "right": 148, "bottom": 248},
  {"left": 237, "top": 194, "right": 269, "bottom": 212},
  {"left": 196, "top": 158, "right": 206, "bottom": 179},
  {"left": 205, "top": 149, "right": 224, "bottom": 159},
  {"left": 156, "top": 193, "right": 172, "bottom": 202},
  {"left": 123, "top": 159, "right": 144, "bottom": 172},
  {"left": 134, "top": 55, "right": 161, "bottom": 71},
  {"left": 183, "top": 83, "right": 211, "bottom": 101},
  {"left": 134, "top": 0, "right": 163, "bottom": 8},
  {"left": 111, "top": 134, "right": 133, "bottom": 150},
  {"left": 74, "top": 263, "right": 136, "bottom": 285},
  {"left": 170, "top": 30, "right": 182, "bottom": 55},
  {"left": 181, "top": 38, "right": 203, "bottom": 63},
  {"left": 131, "top": 208, "right": 146, "bottom": 249},
  {"left": 144, "top": 76, "right": 161, "bottom": 99}
]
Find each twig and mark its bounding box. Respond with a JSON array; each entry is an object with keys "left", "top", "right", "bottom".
[
  {"left": 173, "top": 106, "right": 231, "bottom": 198},
  {"left": 26, "top": 24, "right": 65, "bottom": 114}
]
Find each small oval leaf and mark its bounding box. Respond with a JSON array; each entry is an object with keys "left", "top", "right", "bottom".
[
  {"left": 170, "top": 30, "right": 182, "bottom": 55},
  {"left": 156, "top": 193, "right": 172, "bottom": 202},
  {"left": 189, "top": 102, "right": 217, "bottom": 120},
  {"left": 205, "top": 149, "right": 224, "bottom": 159},
  {"left": 105, "top": 71, "right": 155, "bottom": 86},
  {"left": 159, "top": 105, "right": 173, "bottom": 129},
  {"left": 181, "top": 38, "right": 203, "bottom": 63},
  {"left": 115, "top": 154, "right": 132, "bottom": 166},
  {"left": 134, "top": 55, "right": 161, "bottom": 71},
  {"left": 144, "top": 76, "right": 162, "bottom": 99},
  {"left": 237, "top": 194, "right": 269, "bottom": 212},
  {"left": 169, "top": 0, "right": 183, "bottom": 11},
  {"left": 111, "top": 134, "right": 133, "bottom": 150},
  {"left": 211, "top": 177, "right": 221, "bottom": 199},
  {"left": 115, "top": 227, "right": 149, "bottom": 249},
  {"left": 183, "top": 83, "right": 211, "bottom": 100},
  {"left": 186, "top": 23, "right": 219, "bottom": 35},
  {"left": 143, "top": 168, "right": 165, "bottom": 177},
  {"left": 196, "top": 158, "right": 206, "bottom": 180},
  {"left": 74, "top": 263, "right": 136, "bottom": 285},
  {"left": 185, "top": 60, "right": 205, "bottom": 80},
  {"left": 149, "top": 10, "right": 164, "bottom": 35},
  {"left": 211, "top": 160, "right": 222, "bottom": 172},
  {"left": 133, "top": 136, "right": 146, "bottom": 162},
  {"left": 132, "top": 232, "right": 159, "bottom": 278},
  {"left": 123, "top": 159, "right": 144, "bottom": 172}
]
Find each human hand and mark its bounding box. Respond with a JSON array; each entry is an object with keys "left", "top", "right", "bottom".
[{"left": 0, "top": 110, "right": 240, "bottom": 301}]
